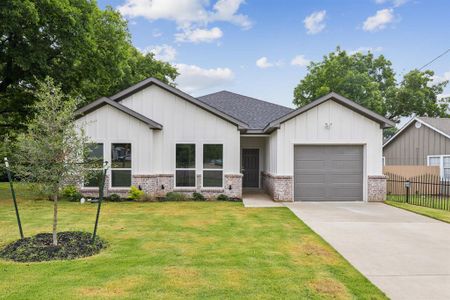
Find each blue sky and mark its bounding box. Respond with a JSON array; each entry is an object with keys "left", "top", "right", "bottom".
[{"left": 97, "top": 0, "right": 450, "bottom": 108}]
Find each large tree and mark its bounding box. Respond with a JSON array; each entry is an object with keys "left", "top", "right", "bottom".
[
  {"left": 0, "top": 0, "right": 177, "bottom": 135},
  {"left": 293, "top": 47, "right": 449, "bottom": 123}
]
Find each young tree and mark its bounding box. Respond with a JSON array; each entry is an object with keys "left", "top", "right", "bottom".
[
  {"left": 293, "top": 47, "right": 449, "bottom": 123},
  {"left": 13, "top": 77, "right": 90, "bottom": 246}
]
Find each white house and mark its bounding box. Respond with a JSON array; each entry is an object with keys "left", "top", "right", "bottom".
[{"left": 75, "top": 77, "right": 394, "bottom": 202}]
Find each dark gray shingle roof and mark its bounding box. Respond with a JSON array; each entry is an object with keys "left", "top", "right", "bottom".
[
  {"left": 197, "top": 91, "right": 293, "bottom": 130},
  {"left": 417, "top": 117, "right": 450, "bottom": 136}
]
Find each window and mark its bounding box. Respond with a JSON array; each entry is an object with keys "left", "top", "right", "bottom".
[
  {"left": 84, "top": 143, "right": 104, "bottom": 187},
  {"left": 176, "top": 144, "right": 196, "bottom": 187},
  {"left": 203, "top": 144, "right": 223, "bottom": 188},
  {"left": 427, "top": 155, "right": 450, "bottom": 179},
  {"left": 444, "top": 157, "right": 450, "bottom": 179},
  {"left": 111, "top": 143, "right": 132, "bottom": 187},
  {"left": 428, "top": 156, "right": 440, "bottom": 166}
]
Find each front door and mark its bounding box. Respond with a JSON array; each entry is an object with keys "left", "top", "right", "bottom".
[{"left": 242, "top": 149, "right": 259, "bottom": 187}]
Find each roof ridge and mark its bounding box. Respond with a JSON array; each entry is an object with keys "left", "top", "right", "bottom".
[{"left": 198, "top": 90, "right": 293, "bottom": 111}]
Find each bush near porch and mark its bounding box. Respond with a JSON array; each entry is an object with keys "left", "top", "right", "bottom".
[{"left": 0, "top": 183, "right": 386, "bottom": 299}]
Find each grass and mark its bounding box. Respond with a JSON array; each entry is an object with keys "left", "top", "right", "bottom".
[
  {"left": 386, "top": 200, "right": 450, "bottom": 223},
  {"left": 0, "top": 183, "right": 386, "bottom": 299},
  {"left": 386, "top": 194, "right": 450, "bottom": 211}
]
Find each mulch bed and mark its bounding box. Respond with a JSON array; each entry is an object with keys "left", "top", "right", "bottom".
[{"left": 0, "top": 231, "right": 107, "bottom": 262}]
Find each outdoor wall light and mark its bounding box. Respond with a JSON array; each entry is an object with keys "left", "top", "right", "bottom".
[
  {"left": 161, "top": 184, "right": 165, "bottom": 190},
  {"left": 228, "top": 185, "right": 232, "bottom": 190},
  {"left": 138, "top": 185, "right": 142, "bottom": 190}
]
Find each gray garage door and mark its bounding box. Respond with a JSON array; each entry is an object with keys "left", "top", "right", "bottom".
[{"left": 294, "top": 145, "right": 363, "bottom": 201}]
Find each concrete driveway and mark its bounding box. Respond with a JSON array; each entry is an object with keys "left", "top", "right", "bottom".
[{"left": 285, "top": 202, "right": 450, "bottom": 300}]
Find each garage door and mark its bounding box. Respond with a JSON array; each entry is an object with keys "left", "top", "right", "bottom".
[{"left": 294, "top": 145, "right": 363, "bottom": 201}]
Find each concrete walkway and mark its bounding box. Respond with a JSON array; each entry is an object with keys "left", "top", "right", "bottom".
[
  {"left": 242, "top": 189, "right": 283, "bottom": 207},
  {"left": 285, "top": 202, "right": 450, "bottom": 300}
]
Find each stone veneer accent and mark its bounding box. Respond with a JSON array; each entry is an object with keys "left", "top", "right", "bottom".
[
  {"left": 368, "top": 175, "right": 387, "bottom": 202},
  {"left": 80, "top": 173, "right": 242, "bottom": 199},
  {"left": 223, "top": 174, "right": 243, "bottom": 198},
  {"left": 261, "top": 172, "right": 293, "bottom": 202}
]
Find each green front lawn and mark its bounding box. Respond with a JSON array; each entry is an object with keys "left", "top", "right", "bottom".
[
  {"left": 0, "top": 183, "right": 385, "bottom": 299},
  {"left": 386, "top": 200, "right": 450, "bottom": 223}
]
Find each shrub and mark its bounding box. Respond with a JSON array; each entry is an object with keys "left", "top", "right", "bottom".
[
  {"left": 128, "top": 186, "right": 144, "bottom": 201},
  {"left": 138, "top": 193, "right": 156, "bottom": 202},
  {"left": 229, "top": 197, "right": 242, "bottom": 202},
  {"left": 217, "top": 194, "right": 230, "bottom": 201},
  {"left": 192, "top": 192, "right": 205, "bottom": 201},
  {"left": 61, "top": 185, "right": 83, "bottom": 202},
  {"left": 165, "top": 192, "right": 188, "bottom": 201},
  {"left": 108, "top": 193, "right": 122, "bottom": 202}
]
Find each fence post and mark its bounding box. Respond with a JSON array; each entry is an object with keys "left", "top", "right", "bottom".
[{"left": 405, "top": 180, "right": 410, "bottom": 204}]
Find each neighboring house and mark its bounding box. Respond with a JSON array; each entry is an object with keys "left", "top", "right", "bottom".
[
  {"left": 75, "top": 77, "right": 394, "bottom": 202},
  {"left": 383, "top": 117, "right": 450, "bottom": 178}
]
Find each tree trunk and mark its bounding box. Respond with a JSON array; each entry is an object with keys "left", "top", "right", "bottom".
[{"left": 52, "top": 194, "right": 58, "bottom": 246}]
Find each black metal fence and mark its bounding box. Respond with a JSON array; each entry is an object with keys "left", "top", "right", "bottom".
[{"left": 386, "top": 172, "right": 450, "bottom": 211}]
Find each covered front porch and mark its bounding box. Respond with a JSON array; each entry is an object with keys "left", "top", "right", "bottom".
[{"left": 240, "top": 135, "right": 293, "bottom": 202}]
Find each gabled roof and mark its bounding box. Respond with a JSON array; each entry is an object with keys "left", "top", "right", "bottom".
[
  {"left": 417, "top": 117, "right": 450, "bottom": 136},
  {"left": 264, "top": 92, "right": 395, "bottom": 133},
  {"left": 197, "top": 91, "right": 293, "bottom": 130},
  {"left": 109, "top": 77, "right": 249, "bottom": 130},
  {"left": 75, "top": 97, "right": 163, "bottom": 129},
  {"left": 383, "top": 117, "right": 450, "bottom": 147}
]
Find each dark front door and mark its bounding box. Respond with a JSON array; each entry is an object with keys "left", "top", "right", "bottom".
[{"left": 242, "top": 149, "right": 259, "bottom": 187}]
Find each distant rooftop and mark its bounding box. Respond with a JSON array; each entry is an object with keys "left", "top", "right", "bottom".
[
  {"left": 417, "top": 117, "right": 450, "bottom": 136},
  {"left": 197, "top": 90, "right": 293, "bottom": 130}
]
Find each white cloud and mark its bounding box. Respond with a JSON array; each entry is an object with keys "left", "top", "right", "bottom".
[
  {"left": 349, "top": 46, "right": 384, "bottom": 54},
  {"left": 118, "top": 0, "right": 209, "bottom": 26},
  {"left": 363, "top": 8, "right": 395, "bottom": 32},
  {"left": 142, "top": 44, "right": 177, "bottom": 61},
  {"left": 255, "top": 57, "right": 283, "bottom": 69},
  {"left": 290, "top": 55, "right": 310, "bottom": 67},
  {"left": 175, "top": 63, "right": 234, "bottom": 93},
  {"left": 438, "top": 94, "right": 450, "bottom": 100},
  {"left": 375, "top": 0, "right": 409, "bottom": 7},
  {"left": 256, "top": 57, "right": 272, "bottom": 68},
  {"left": 118, "top": 0, "right": 251, "bottom": 42},
  {"left": 175, "top": 27, "right": 223, "bottom": 43},
  {"left": 432, "top": 71, "right": 450, "bottom": 85},
  {"left": 304, "top": 10, "right": 326, "bottom": 35},
  {"left": 211, "top": 0, "right": 252, "bottom": 29}
]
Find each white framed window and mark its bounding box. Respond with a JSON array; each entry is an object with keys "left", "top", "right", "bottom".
[
  {"left": 203, "top": 144, "right": 223, "bottom": 188},
  {"left": 84, "top": 143, "right": 104, "bottom": 188},
  {"left": 111, "top": 143, "right": 132, "bottom": 187},
  {"left": 175, "top": 144, "right": 196, "bottom": 187},
  {"left": 427, "top": 155, "right": 450, "bottom": 179}
]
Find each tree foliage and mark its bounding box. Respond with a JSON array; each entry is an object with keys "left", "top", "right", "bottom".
[
  {"left": 0, "top": 0, "right": 178, "bottom": 135},
  {"left": 293, "top": 47, "right": 449, "bottom": 123},
  {"left": 12, "top": 77, "right": 90, "bottom": 245}
]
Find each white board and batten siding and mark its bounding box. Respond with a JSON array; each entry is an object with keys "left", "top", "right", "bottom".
[
  {"left": 76, "top": 104, "right": 153, "bottom": 174},
  {"left": 273, "top": 100, "right": 384, "bottom": 201},
  {"left": 77, "top": 84, "right": 241, "bottom": 176},
  {"left": 265, "top": 131, "right": 278, "bottom": 174}
]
